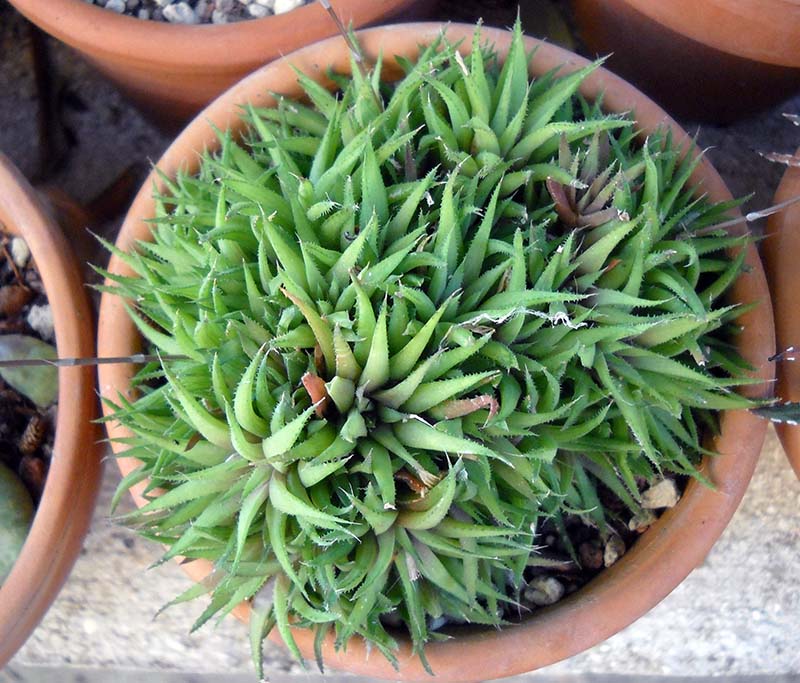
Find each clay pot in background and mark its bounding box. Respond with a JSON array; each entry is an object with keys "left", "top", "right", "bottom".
[
  {"left": 763, "top": 147, "right": 800, "bottom": 479},
  {"left": 97, "top": 23, "right": 775, "bottom": 681},
  {"left": 7, "top": 0, "right": 426, "bottom": 131},
  {"left": 571, "top": 0, "right": 800, "bottom": 123},
  {"left": 0, "top": 154, "right": 102, "bottom": 667}
]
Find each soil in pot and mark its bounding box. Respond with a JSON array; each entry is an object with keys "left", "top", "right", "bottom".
[{"left": 0, "top": 231, "right": 58, "bottom": 583}]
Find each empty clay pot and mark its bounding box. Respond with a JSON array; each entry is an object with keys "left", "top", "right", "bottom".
[
  {"left": 7, "top": 0, "right": 426, "bottom": 130},
  {"left": 571, "top": 0, "right": 800, "bottom": 123},
  {"left": 97, "top": 23, "right": 775, "bottom": 681},
  {"left": 0, "top": 154, "right": 102, "bottom": 667}
]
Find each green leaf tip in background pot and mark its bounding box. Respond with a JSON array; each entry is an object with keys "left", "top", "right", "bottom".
[
  {"left": 0, "top": 462, "right": 34, "bottom": 584},
  {"left": 0, "top": 334, "right": 58, "bottom": 408}
]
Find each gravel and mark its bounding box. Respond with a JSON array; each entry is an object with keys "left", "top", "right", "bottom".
[{"left": 86, "top": 0, "right": 313, "bottom": 23}]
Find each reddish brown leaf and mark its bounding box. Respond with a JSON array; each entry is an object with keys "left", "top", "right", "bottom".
[{"left": 301, "top": 372, "right": 330, "bottom": 417}]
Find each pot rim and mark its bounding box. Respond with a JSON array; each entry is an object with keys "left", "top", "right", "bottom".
[
  {"left": 97, "top": 22, "right": 775, "bottom": 682},
  {"left": 764, "top": 145, "right": 800, "bottom": 479},
  {"left": 619, "top": 0, "right": 800, "bottom": 68},
  {"left": 7, "top": 0, "right": 418, "bottom": 71},
  {"left": 0, "top": 155, "right": 101, "bottom": 667}
]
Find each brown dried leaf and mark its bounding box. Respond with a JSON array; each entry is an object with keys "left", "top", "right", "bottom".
[{"left": 301, "top": 372, "right": 329, "bottom": 417}]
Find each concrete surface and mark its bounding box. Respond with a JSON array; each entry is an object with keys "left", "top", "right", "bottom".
[{"left": 1, "top": 0, "right": 799, "bottom": 680}]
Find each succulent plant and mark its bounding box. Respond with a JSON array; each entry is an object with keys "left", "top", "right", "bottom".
[
  {"left": 101, "top": 21, "right": 756, "bottom": 676},
  {"left": 0, "top": 462, "right": 33, "bottom": 583}
]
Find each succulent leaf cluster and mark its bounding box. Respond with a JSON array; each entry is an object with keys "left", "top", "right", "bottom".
[{"left": 102, "top": 21, "right": 754, "bottom": 675}]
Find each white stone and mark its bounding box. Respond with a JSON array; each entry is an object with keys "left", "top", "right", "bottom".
[
  {"left": 9, "top": 237, "right": 30, "bottom": 269},
  {"left": 524, "top": 576, "right": 564, "bottom": 606},
  {"left": 26, "top": 304, "right": 54, "bottom": 342},
  {"left": 273, "top": 0, "right": 303, "bottom": 14},
  {"left": 253, "top": 0, "right": 275, "bottom": 7},
  {"left": 104, "top": 0, "right": 126, "bottom": 12},
  {"left": 194, "top": 0, "right": 210, "bottom": 19},
  {"left": 246, "top": 3, "right": 270, "bottom": 17},
  {"left": 137, "top": 7, "right": 150, "bottom": 18},
  {"left": 628, "top": 508, "right": 658, "bottom": 532},
  {"left": 211, "top": 9, "right": 228, "bottom": 22},
  {"left": 162, "top": 2, "right": 198, "bottom": 23},
  {"left": 642, "top": 478, "right": 680, "bottom": 509},
  {"left": 153, "top": 0, "right": 172, "bottom": 7},
  {"left": 603, "top": 533, "right": 626, "bottom": 567}
]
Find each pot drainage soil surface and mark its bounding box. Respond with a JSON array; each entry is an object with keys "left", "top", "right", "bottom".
[
  {"left": 88, "top": 0, "right": 312, "bottom": 23},
  {"left": 0, "top": 231, "right": 57, "bottom": 580}
]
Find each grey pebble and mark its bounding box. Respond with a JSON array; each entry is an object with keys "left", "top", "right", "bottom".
[
  {"left": 603, "top": 533, "right": 626, "bottom": 568},
  {"left": 246, "top": 3, "right": 270, "bottom": 17},
  {"left": 642, "top": 478, "right": 680, "bottom": 509},
  {"left": 26, "top": 304, "right": 55, "bottom": 342},
  {"left": 104, "top": 0, "right": 127, "bottom": 12},
  {"left": 162, "top": 1, "right": 198, "bottom": 22},
  {"left": 9, "top": 237, "right": 30, "bottom": 269},
  {"left": 524, "top": 576, "right": 565, "bottom": 606},
  {"left": 273, "top": 0, "right": 303, "bottom": 13}
]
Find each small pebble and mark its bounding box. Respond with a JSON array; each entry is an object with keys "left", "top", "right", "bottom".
[
  {"left": 628, "top": 508, "right": 658, "bottom": 532},
  {"left": 195, "top": 0, "right": 211, "bottom": 20},
  {"left": 104, "top": 0, "right": 126, "bottom": 12},
  {"left": 9, "top": 238, "right": 30, "bottom": 269},
  {"left": 578, "top": 539, "right": 603, "bottom": 570},
  {"left": 26, "top": 304, "right": 55, "bottom": 341},
  {"left": 247, "top": 3, "right": 270, "bottom": 17},
  {"left": 125, "top": 0, "right": 140, "bottom": 8},
  {"left": 524, "top": 576, "right": 565, "bottom": 606},
  {"left": 0, "top": 285, "right": 33, "bottom": 317},
  {"left": 642, "top": 478, "right": 680, "bottom": 509},
  {"left": 603, "top": 533, "right": 626, "bottom": 568},
  {"left": 273, "top": 0, "right": 303, "bottom": 13},
  {"left": 138, "top": 8, "right": 151, "bottom": 18},
  {"left": 163, "top": 1, "right": 198, "bottom": 22}
]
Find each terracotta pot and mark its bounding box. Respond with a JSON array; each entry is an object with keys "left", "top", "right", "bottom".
[
  {"left": 0, "top": 155, "right": 102, "bottom": 667},
  {"left": 763, "top": 148, "right": 800, "bottom": 479},
  {"left": 570, "top": 0, "right": 800, "bottom": 123},
  {"left": 97, "top": 23, "right": 775, "bottom": 682},
  {"left": 7, "top": 0, "right": 425, "bottom": 131}
]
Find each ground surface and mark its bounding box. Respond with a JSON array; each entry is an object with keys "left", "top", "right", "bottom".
[{"left": 1, "top": 0, "right": 799, "bottom": 680}]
